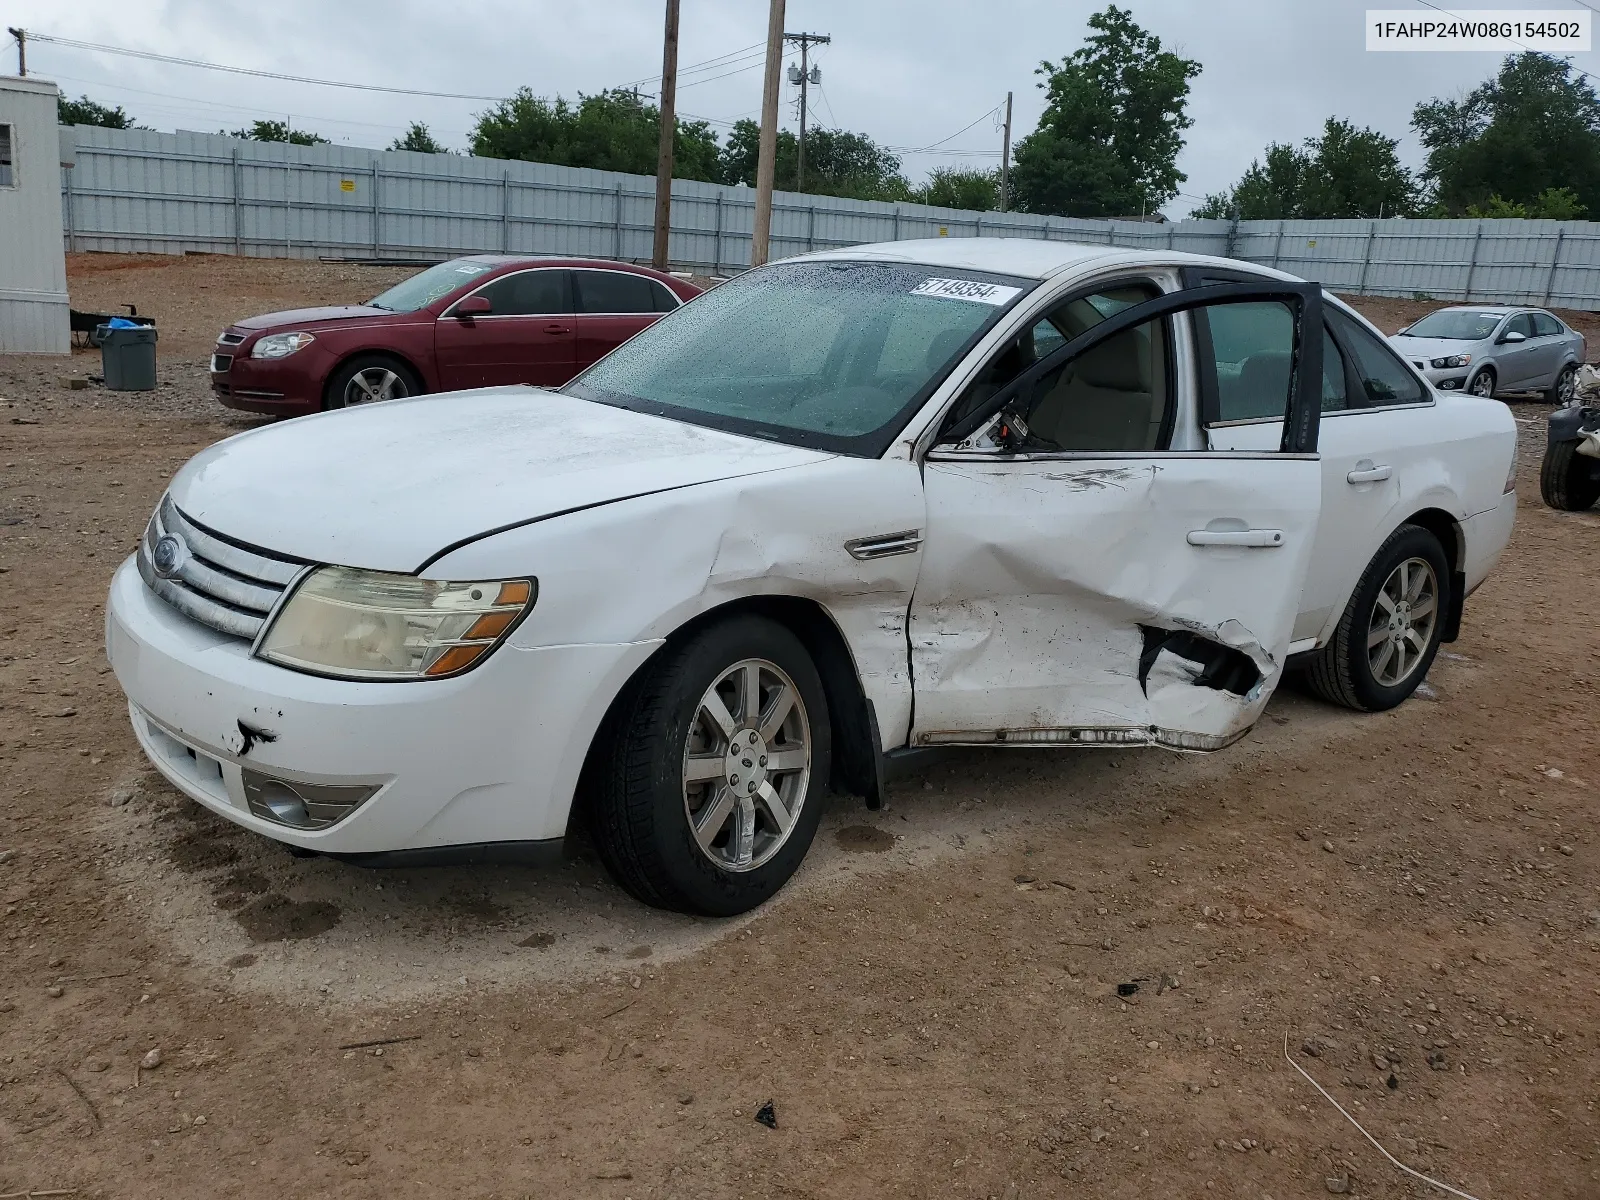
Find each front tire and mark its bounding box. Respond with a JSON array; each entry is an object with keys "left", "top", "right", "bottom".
[
  {"left": 1467, "top": 367, "right": 1497, "bottom": 399},
  {"left": 1541, "top": 439, "right": 1600, "bottom": 510},
  {"left": 323, "top": 354, "right": 421, "bottom": 411},
  {"left": 589, "top": 615, "right": 831, "bottom": 916},
  {"left": 1303, "top": 524, "right": 1450, "bottom": 713}
]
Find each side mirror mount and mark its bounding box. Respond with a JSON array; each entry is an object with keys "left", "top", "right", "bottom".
[
  {"left": 456, "top": 295, "right": 492, "bottom": 318},
  {"left": 1500, "top": 330, "right": 1526, "bottom": 344}
]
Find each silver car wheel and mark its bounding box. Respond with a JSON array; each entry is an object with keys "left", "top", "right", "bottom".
[
  {"left": 1367, "top": 556, "right": 1439, "bottom": 687},
  {"left": 345, "top": 367, "right": 408, "bottom": 405},
  {"left": 1468, "top": 370, "right": 1495, "bottom": 398},
  {"left": 1557, "top": 366, "right": 1577, "bottom": 404},
  {"left": 682, "top": 658, "right": 811, "bottom": 873}
]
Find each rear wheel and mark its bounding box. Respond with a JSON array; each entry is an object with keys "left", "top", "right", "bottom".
[
  {"left": 1545, "top": 364, "right": 1577, "bottom": 406},
  {"left": 324, "top": 354, "right": 421, "bottom": 411},
  {"left": 588, "top": 615, "right": 831, "bottom": 916},
  {"left": 1467, "top": 367, "right": 1496, "bottom": 398},
  {"left": 1541, "top": 439, "right": 1600, "bottom": 511},
  {"left": 1303, "top": 524, "right": 1450, "bottom": 712}
]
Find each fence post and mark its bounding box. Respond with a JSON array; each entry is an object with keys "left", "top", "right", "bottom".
[
  {"left": 975, "top": 215, "right": 983, "bottom": 239},
  {"left": 284, "top": 165, "right": 292, "bottom": 256},
  {"left": 892, "top": 207, "right": 901, "bottom": 241},
  {"left": 500, "top": 169, "right": 511, "bottom": 253},
  {"left": 63, "top": 165, "right": 75, "bottom": 252},
  {"left": 232, "top": 148, "right": 242, "bottom": 256},
  {"left": 807, "top": 204, "right": 816, "bottom": 252},
  {"left": 1356, "top": 220, "right": 1377, "bottom": 294},
  {"left": 1462, "top": 222, "right": 1484, "bottom": 301},
  {"left": 1542, "top": 227, "right": 1567, "bottom": 306},
  {"left": 1166, "top": 225, "right": 1174, "bottom": 249},
  {"left": 1271, "top": 220, "right": 1285, "bottom": 270},
  {"left": 614, "top": 181, "right": 624, "bottom": 260},
  {"left": 372, "top": 160, "right": 381, "bottom": 256},
  {"left": 713, "top": 193, "right": 723, "bottom": 275},
  {"left": 1225, "top": 213, "right": 1239, "bottom": 258}
]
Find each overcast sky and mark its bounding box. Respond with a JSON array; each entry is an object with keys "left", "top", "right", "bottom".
[{"left": 6, "top": 0, "right": 1595, "bottom": 214}]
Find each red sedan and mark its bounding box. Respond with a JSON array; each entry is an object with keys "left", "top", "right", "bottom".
[{"left": 210, "top": 256, "right": 701, "bottom": 416}]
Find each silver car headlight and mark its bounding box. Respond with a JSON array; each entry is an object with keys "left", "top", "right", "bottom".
[
  {"left": 257, "top": 566, "right": 536, "bottom": 680},
  {"left": 1430, "top": 353, "right": 1471, "bottom": 369},
  {"left": 251, "top": 331, "right": 317, "bottom": 359}
]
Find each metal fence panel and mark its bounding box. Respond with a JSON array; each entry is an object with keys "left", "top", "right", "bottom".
[{"left": 55, "top": 126, "right": 1600, "bottom": 310}]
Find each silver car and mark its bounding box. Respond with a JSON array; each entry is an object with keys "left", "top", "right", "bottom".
[{"left": 1389, "top": 305, "right": 1585, "bottom": 402}]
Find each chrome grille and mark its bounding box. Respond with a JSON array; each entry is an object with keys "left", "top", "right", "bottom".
[{"left": 137, "top": 496, "right": 308, "bottom": 641}]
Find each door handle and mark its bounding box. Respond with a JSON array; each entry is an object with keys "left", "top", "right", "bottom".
[
  {"left": 1186, "top": 529, "right": 1285, "bottom": 548},
  {"left": 1346, "top": 462, "right": 1392, "bottom": 484},
  {"left": 543, "top": 322, "right": 571, "bottom": 334}
]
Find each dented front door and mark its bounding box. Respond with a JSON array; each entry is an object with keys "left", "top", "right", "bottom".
[
  {"left": 906, "top": 281, "right": 1324, "bottom": 751},
  {"left": 907, "top": 452, "right": 1319, "bottom": 749}
]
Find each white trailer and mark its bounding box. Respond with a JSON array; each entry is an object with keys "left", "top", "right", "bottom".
[{"left": 0, "top": 74, "right": 68, "bottom": 354}]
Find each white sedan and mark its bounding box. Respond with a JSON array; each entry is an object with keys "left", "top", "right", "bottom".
[{"left": 106, "top": 239, "right": 1517, "bottom": 916}]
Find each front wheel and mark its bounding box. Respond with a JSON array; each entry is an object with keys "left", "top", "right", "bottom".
[
  {"left": 1541, "top": 439, "right": 1600, "bottom": 510},
  {"left": 323, "top": 354, "right": 421, "bottom": 411},
  {"left": 1303, "top": 524, "right": 1450, "bottom": 712},
  {"left": 588, "top": 615, "right": 831, "bottom": 916},
  {"left": 1467, "top": 367, "right": 1497, "bottom": 398}
]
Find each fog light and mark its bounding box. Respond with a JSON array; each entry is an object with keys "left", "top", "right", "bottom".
[
  {"left": 1439, "top": 380, "right": 1457, "bottom": 389},
  {"left": 242, "top": 770, "right": 380, "bottom": 830}
]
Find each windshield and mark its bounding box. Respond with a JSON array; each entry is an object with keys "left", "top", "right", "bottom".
[
  {"left": 1401, "top": 310, "right": 1504, "bottom": 340},
  {"left": 368, "top": 259, "right": 496, "bottom": 313},
  {"left": 563, "top": 260, "right": 1033, "bottom": 455}
]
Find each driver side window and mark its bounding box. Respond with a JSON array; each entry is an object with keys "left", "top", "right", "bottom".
[{"left": 944, "top": 282, "right": 1166, "bottom": 450}]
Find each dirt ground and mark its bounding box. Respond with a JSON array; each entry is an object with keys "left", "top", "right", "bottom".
[{"left": 1, "top": 254, "right": 1598, "bottom": 1199}]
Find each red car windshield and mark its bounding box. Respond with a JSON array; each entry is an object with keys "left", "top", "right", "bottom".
[{"left": 368, "top": 260, "right": 496, "bottom": 313}]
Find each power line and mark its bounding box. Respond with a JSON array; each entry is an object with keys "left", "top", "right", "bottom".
[
  {"left": 611, "top": 41, "right": 765, "bottom": 92},
  {"left": 1409, "top": 0, "right": 1600, "bottom": 87},
  {"left": 886, "top": 103, "right": 1004, "bottom": 153}
]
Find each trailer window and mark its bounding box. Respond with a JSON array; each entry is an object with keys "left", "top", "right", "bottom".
[{"left": 0, "top": 125, "right": 15, "bottom": 188}]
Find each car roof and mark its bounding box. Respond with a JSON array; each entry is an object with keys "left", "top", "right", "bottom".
[
  {"left": 457, "top": 254, "right": 676, "bottom": 276},
  {"left": 1429, "top": 305, "right": 1520, "bottom": 315},
  {"left": 793, "top": 237, "right": 1298, "bottom": 282}
]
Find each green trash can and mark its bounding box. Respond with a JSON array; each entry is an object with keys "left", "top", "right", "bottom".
[{"left": 96, "top": 324, "right": 159, "bottom": 391}]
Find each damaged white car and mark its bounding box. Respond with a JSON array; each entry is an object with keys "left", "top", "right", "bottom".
[{"left": 106, "top": 239, "right": 1517, "bottom": 916}]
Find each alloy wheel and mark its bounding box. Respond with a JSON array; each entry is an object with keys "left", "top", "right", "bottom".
[
  {"left": 1558, "top": 366, "right": 1577, "bottom": 404},
  {"left": 345, "top": 367, "right": 408, "bottom": 405},
  {"left": 682, "top": 658, "right": 811, "bottom": 873},
  {"left": 1366, "top": 556, "right": 1439, "bottom": 687},
  {"left": 1469, "top": 371, "right": 1494, "bottom": 397}
]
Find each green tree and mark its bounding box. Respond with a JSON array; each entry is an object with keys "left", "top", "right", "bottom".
[
  {"left": 471, "top": 88, "right": 721, "bottom": 181},
  {"left": 58, "top": 94, "right": 136, "bottom": 129},
  {"left": 1464, "top": 186, "right": 1587, "bottom": 219},
  {"left": 227, "top": 120, "right": 328, "bottom": 146},
  {"left": 1010, "top": 5, "right": 1200, "bottom": 217},
  {"left": 1194, "top": 118, "right": 1417, "bottom": 219},
  {"left": 389, "top": 122, "right": 448, "bottom": 153},
  {"left": 717, "top": 119, "right": 910, "bottom": 201},
  {"left": 1413, "top": 52, "right": 1600, "bottom": 215},
  {"left": 920, "top": 166, "right": 1000, "bottom": 210}
]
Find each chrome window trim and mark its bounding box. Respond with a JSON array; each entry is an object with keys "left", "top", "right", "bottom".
[
  {"left": 1205, "top": 397, "right": 1438, "bottom": 431},
  {"left": 925, "top": 448, "right": 1320, "bottom": 463},
  {"left": 439, "top": 266, "right": 573, "bottom": 320}
]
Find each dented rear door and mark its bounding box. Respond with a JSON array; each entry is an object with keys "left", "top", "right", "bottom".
[{"left": 907, "top": 282, "right": 1324, "bottom": 751}]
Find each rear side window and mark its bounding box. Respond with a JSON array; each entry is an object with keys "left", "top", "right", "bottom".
[
  {"left": 651, "top": 281, "right": 681, "bottom": 312},
  {"left": 475, "top": 269, "right": 570, "bottom": 316},
  {"left": 1320, "top": 326, "right": 1350, "bottom": 413},
  {"left": 1532, "top": 312, "right": 1564, "bottom": 337},
  {"left": 0, "top": 124, "right": 14, "bottom": 188},
  {"left": 1328, "top": 308, "right": 1425, "bottom": 408},
  {"left": 575, "top": 270, "right": 658, "bottom": 315},
  {"left": 1205, "top": 302, "right": 1297, "bottom": 423}
]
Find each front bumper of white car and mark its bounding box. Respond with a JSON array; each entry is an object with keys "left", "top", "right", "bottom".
[{"left": 105, "top": 556, "right": 658, "bottom": 860}]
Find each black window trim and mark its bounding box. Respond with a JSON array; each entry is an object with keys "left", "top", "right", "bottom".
[
  {"left": 0, "top": 122, "right": 14, "bottom": 190},
  {"left": 439, "top": 266, "right": 573, "bottom": 319},
  {"left": 1325, "top": 302, "right": 1436, "bottom": 414},
  {"left": 572, "top": 266, "right": 683, "bottom": 317}
]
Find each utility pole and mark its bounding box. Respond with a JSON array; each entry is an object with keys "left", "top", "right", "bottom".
[
  {"left": 998, "top": 90, "right": 1013, "bottom": 212},
  {"left": 7, "top": 28, "right": 24, "bottom": 76},
  {"left": 751, "top": 0, "right": 786, "bottom": 268},
  {"left": 785, "top": 32, "right": 829, "bottom": 192},
  {"left": 651, "top": 0, "right": 681, "bottom": 270}
]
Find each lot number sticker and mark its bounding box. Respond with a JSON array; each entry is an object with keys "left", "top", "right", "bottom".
[{"left": 911, "top": 277, "right": 1022, "bottom": 305}]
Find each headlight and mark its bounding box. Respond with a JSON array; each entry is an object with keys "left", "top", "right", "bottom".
[
  {"left": 1430, "top": 353, "right": 1471, "bottom": 369},
  {"left": 256, "top": 567, "right": 536, "bottom": 680},
  {"left": 251, "top": 332, "right": 317, "bottom": 359}
]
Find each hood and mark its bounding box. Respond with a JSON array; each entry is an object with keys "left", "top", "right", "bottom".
[
  {"left": 168, "top": 389, "right": 832, "bottom": 572},
  {"left": 230, "top": 305, "right": 396, "bottom": 331},
  {"left": 1389, "top": 334, "right": 1475, "bottom": 357}
]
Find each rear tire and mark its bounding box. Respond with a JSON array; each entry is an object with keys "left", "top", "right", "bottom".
[
  {"left": 1467, "top": 367, "right": 1496, "bottom": 399},
  {"left": 1303, "top": 524, "right": 1450, "bottom": 713},
  {"left": 1546, "top": 363, "right": 1578, "bottom": 406},
  {"left": 588, "top": 615, "right": 831, "bottom": 917},
  {"left": 1540, "top": 439, "right": 1600, "bottom": 511},
  {"left": 323, "top": 354, "right": 421, "bottom": 411}
]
